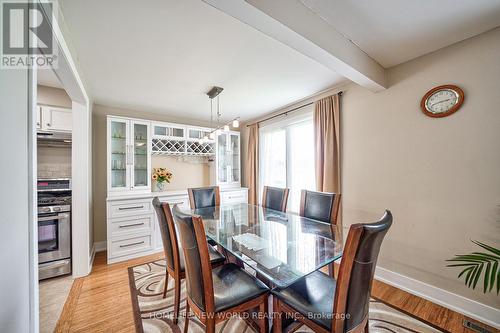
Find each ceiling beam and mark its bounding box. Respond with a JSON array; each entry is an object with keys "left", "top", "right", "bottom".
[{"left": 203, "top": 0, "right": 387, "bottom": 92}]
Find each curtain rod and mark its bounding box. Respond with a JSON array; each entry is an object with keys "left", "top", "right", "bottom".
[{"left": 246, "top": 91, "right": 342, "bottom": 127}]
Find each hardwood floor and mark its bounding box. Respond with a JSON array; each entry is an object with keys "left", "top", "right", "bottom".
[{"left": 55, "top": 251, "right": 498, "bottom": 333}]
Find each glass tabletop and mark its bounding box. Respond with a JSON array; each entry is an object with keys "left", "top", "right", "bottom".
[{"left": 187, "top": 203, "right": 343, "bottom": 288}]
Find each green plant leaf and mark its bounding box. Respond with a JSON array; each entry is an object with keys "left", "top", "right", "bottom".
[
  {"left": 490, "top": 260, "right": 498, "bottom": 293},
  {"left": 472, "top": 264, "right": 483, "bottom": 290},
  {"left": 469, "top": 252, "right": 500, "bottom": 261},
  {"left": 497, "top": 267, "right": 500, "bottom": 295},
  {"left": 472, "top": 240, "right": 500, "bottom": 256},
  {"left": 466, "top": 265, "right": 478, "bottom": 287},
  {"left": 484, "top": 262, "right": 490, "bottom": 293},
  {"left": 458, "top": 266, "right": 474, "bottom": 279},
  {"left": 447, "top": 240, "right": 499, "bottom": 294},
  {"left": 446, "top": 263, "right": 477, "bottom": 268}
]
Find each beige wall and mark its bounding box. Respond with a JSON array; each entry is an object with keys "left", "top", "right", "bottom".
[
  {"left": 37, "top": 85, "right": 72, "bottom": 108},
  {"left": 343, "top": 28, "right": 500, "bottom": 309},
  {"left": 151, "top": 156, "right": 210, "bottom": 191},
  {"left": 92, "top": 104, "right": 213, "bottom": 242},
  {"left": 242, "top": 27, "right": 500, "bottom": 310}
]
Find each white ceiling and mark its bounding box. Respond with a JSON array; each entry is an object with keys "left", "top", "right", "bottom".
[
  {"left": 60, "top": 0, "right": 345, "bottom": 122},
  {"left": 38, "top": 68, "right": 63, "bottom": 88},
  {"left": 300, "top": 0, "right": 500, "bottom": 68}
]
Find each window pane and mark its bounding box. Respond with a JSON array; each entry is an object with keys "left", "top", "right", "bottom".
[
  {"left": 288, "top": 120, "right": 315, "bottom": 212},
  {"left": 259, "top": 129, "right": 286, "bottom": 201}
]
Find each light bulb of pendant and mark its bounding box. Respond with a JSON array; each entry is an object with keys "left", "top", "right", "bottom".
[
  {"left": 223, "top": 124, "right": 230, "bottom": 131},
  {"left": 215, "top": 129, "right": 221, "bottom": 136},
  {"left": 209, "top": 132, "right": 215, "bottom": 140},
  {"left": 232, "top": 119, "right": 239, "bottom": 128},
  {"left": 203, "top": 135, "right": 208, "bottom": 142}
]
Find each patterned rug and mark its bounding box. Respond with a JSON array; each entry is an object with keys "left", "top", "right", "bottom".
[{"left": 128, "top": 260, "right": 443, "bottom": 333}]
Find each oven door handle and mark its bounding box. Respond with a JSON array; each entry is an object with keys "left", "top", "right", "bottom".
[
  {"left": 38, "top": 214, "right": 69, "bottom": 222},
  {"left": 39, "top": 259, "right": 70, "bottom": 270}
]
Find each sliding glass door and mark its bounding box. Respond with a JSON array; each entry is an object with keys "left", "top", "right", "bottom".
[{"left": 259, "top": 111, "right": 316, "bottom": 212}]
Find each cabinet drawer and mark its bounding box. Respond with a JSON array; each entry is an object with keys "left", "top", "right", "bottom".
[
  {"left": 158, "top": 195, "right": 190, "bottom": 210},
  {"left": 108, "top": 199, "right": 152, "bottom": 218},
  {"left": 109, "top": 234, "right": 153, "bottom": 258},
  {"left": 110, "top": 214, "right": 154, "bottom": 237},
  {"left": 221, "top": 190, "right": 248, "bottom": 204}
]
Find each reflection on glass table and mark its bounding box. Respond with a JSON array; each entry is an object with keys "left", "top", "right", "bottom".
[{"left": 186, "top": 203, "right": 343, "bottom": 288}]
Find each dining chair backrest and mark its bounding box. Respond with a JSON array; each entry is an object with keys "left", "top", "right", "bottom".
[
  {"left": 188, "top": 186, "right": 220, "bottom": 209},
  {"left": 299, "top": 190, "right": 341, "bottom": 224},
  {"left": 332, "top": 210, "right": 392, "bottom": 333},
  {"left": 262, "top": 186, "right": 289, "bottom": 212},
  {"left": 171, "top": 205, "right": 215, "bottom": 313},
  {"left": 152, "top": 197, "right": 179, "bottom": 271}
]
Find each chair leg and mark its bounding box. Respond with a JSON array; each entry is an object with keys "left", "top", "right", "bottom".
[
  {"left": 328, "top": 262, "right": 335, "bottom": 278},
  {"left": 364, "top": 322, "right": 369, "bottom": 333},
  {"left": 259, "top": 297, "right": 269, "bottom": 333},
  {"left": 173, "top": 276, "right": 181, "bottom": 324},
  {"left": 183, "top": 301, "right": 190, "bottom": 333},
  {"left": 206, "top": 318, "right": 216, "bottom": 333},
  {"left": 163, "top": 272, "right": 169, "bottom": 298},
  {"left": 273, "top": 296, "right": 282, "bottom": 333}
]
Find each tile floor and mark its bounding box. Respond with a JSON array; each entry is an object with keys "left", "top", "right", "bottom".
[{"left": 39, "top": 275, "right": 74, "bottom": 333}]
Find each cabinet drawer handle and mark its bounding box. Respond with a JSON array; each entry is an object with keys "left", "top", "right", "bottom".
[
  {"left": 118, "top": 205, "right": 144, "bottom": 210},
  {"left": 120, "top": 241, "right": 145, "bottom": 248},
  {"left": 119, "top": 222, "right": 145, "bottom": 228}
]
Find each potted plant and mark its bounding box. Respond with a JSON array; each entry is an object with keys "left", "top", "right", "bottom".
[
  {"left": 152, "top": 168, "right": 172, "bottom": 192},
  {"left": 446, "top": 240, "right": 500, "bottom": 294}
]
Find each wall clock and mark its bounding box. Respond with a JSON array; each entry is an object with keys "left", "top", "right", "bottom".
[{"left": 420, "top": 85, "right": 464, "bottom": 118}]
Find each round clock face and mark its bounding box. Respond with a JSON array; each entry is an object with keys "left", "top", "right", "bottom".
[
  {"left": 425, "top": 89, "right": 459, "bottom": 114},
  {"left": 421, "top": 85, "right": 464, "bottom": 118}
]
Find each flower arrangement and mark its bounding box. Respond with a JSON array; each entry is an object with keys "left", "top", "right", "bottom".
[{"left": 152, "top": 168, "right": 172, "bottom": 191}]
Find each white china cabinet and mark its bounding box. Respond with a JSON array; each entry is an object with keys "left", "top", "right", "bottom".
[
  {"left": 212, "top": 130, "right": 241, "bottom": 188},
  {"left": 107, "top": 116, "right": 151, "bottom": 195}
]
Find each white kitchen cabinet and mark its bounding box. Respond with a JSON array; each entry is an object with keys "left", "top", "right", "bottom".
[
  {"left": 106, "top": 189, "right": 248, "bottom": 263},
  {"left": 107, "top": 116, "right": 151, "bottom": 195},
  {"left": 212, "top": 130, "right": 241, "bottom": 188},
  {"left": 36, "top": 106, "right": 42, "bottom": 129},
  {"left": 106, "top": 196, "right": 158, "bottom": 263},
  {"left": 220, "top": 188, "right": 248, "bottom": 205},
  {"left": 38, "top": 106, "right": 72, "bottom": 132}
]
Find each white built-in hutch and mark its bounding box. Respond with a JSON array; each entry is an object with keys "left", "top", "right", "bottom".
[{"left": 106, "top": 116, "right": 247, "bottom": 263}]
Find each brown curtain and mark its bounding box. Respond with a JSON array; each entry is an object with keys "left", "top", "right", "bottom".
[
  {"left": 246, "top": 123, "right": 259, "bottom": 205},
  {"left": 314, "top": 94, "right": 341, "bottom": 225}
]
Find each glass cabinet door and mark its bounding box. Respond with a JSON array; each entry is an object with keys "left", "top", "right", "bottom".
[
  {"left": 132, "top": 121, "right": 149, "bottom": 189},
  {"left": 110, "top": 119, "right": 128, "bottom": 189},
  {"left": 217, "top": 133, "right": 228, "bottom": 183},
  {"left": 230, "top": 133, "right": 240, "bottom": 183}
]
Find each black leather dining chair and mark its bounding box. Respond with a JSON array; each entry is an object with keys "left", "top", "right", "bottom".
[
  {"left": 171, "top": 205, "right": 270, "bottom": 333},
  {"left": 272, "top": 210, "right": 392, "bottom": 333},
  {"left": 262, "top": 186, "right": 289, "bottom": 212},
  {"left": 300, "top": 190, "right": 341, "bottom": 277},
  {"left": 300, "top": 190, "right": 341, "bottom": 225},
  {"left": 152, "top": 197, "right": 225, "bottom": 324},
  {"left": 188, "top": 186, "right": 220, "bottom": 209}
]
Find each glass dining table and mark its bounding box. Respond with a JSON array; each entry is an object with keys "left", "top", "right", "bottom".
[{"left": 186, "top": 203, "right": 343, "bottom": 288}]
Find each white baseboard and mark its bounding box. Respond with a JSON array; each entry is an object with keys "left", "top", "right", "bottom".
[
  {"left": 375, "top": 266, "right": 500, "bottom": 329},
  {"left": 94, "top": 241, "right": 107, "bottom": 253}
]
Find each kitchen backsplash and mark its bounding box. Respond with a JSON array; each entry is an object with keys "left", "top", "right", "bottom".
[{"left": 38, "top": 146, "right": 71, "bottom": 178}]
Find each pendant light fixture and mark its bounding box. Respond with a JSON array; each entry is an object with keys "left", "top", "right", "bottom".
[{"left": 206, "top": 86, "right": 240, "bottom": 138}]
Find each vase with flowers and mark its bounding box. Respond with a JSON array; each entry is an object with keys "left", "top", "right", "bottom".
[{"left": 152, "top": 168, "right": 173, "bottom": 192}]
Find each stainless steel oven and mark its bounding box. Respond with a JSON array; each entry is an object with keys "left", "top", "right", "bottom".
[{"left": 38, "top": 179, "right": 72, "bottom": 280}]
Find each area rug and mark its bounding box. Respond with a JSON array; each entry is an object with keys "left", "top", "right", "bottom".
[{"left": 128, "top": 260, "right": 443, "bottom": 333}]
